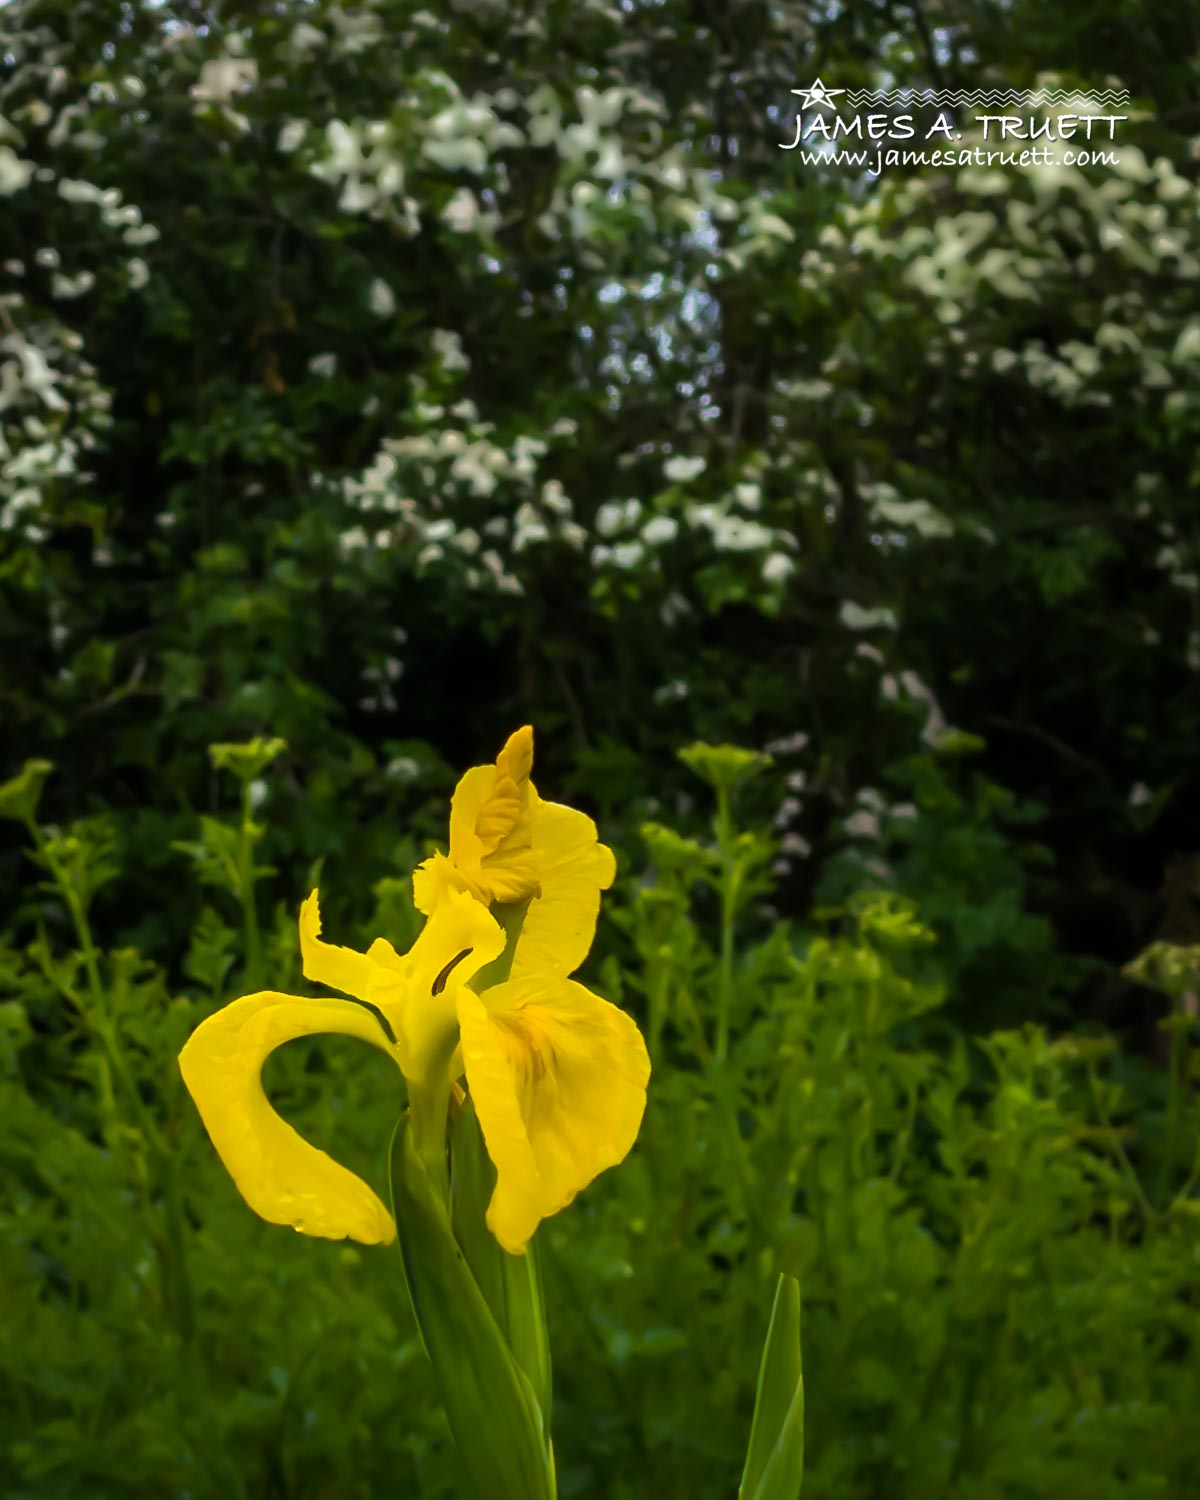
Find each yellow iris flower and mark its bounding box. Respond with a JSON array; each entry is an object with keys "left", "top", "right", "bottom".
[
  {"left": 404, "top": 726, "right": 650, "bottom": 1253},
  {"left": 179, "top": 726, "right": 650, "bottom": 1257}
]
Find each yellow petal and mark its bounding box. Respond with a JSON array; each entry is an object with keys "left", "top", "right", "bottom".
[
  {"left": 298, "top": 890, "right": 377, "bottom": 999},
  {"left": 365, "top": 935, "right": 405, "bottom": 971},
  {"left": 179, "top": 990, "right": 399, "bottom": 1244},
  {"left": 511, "top": 800, "right": 617, "bottom": 980},
  {"left": 368, "top": 887, "right": 506, "bottom": 1082},
  {"left": 442, "top": 727, "right": 540, "bottom": 905},
  {"left": 456, "top": 976, "right": 650, "bottom": 1253},
  {"left": 496, "top": 722, "right": 534, "bottom": 787},
  {"left": 449, "top": 765, "right": 508, "bottom": 869},
  {"left": 412, "top": 849, "right": 470, "bottom": 917},
  {"left": 471, "top": 725, "right": 535, "bottom": 854}
]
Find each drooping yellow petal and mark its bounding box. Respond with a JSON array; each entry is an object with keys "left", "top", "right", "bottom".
[
  {"left": 456, "top": 975, "right": 650, "bottom": 1254},
  {"left": 179, "top": 990, "right": 400, "bottom": 1244},
  {"left": 368, "top": 887, "right": 506, "bottom": 1082},
  {"left": 299, "top": 890, "right": 378, "bottom": 999},
  {"left": 510, "top": 800, "right": 617, "bottom": 980}
]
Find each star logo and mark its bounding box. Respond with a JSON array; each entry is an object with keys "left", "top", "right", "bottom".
[{"left": 789, "top": 77, "right": 845, "bottom": 110}]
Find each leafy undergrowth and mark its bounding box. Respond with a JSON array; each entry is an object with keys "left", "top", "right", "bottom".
[{"left": 2, "top": 748, "right": 1196, "bottom": 1498}]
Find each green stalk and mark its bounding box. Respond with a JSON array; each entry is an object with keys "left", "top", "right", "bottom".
[
  {"left": 714, "top": 785, "right": 737, "bottom": 1066},
  {"left": 25, "top": 817, "right": 196, "bottom": 1341},
  {"left": 1087, "top": 1060, "right": 1154, "bottom": 1223},
  {"left": 450, "top": 1097, "right": 553, "bottom": 1423},
  {"left": 1157, "top": 1008, "right": 1190, "bottom": 1206},
  {"left": 389, "top": 1116, "right": 556, "bottom": 1500},
  {"left": 238, "top": 782, "right": 262, "bottom": 990},
  {"left": 408, "top": 1068, "right": 454, "bottom": 1205},
  {"left": 26, "top": 820, "right": 120, "bottom": 1127}
]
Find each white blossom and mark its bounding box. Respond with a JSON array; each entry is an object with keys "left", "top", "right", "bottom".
[
  {"left": 0, "top": 147, "right": 34, "bottom": 196},
  {"left": 664, "top": 454, "right": 706, "bottom": 483},
  {"left": 368, "top": 278, "right": 396, "bottom": 316},
  {"left": 840, "top": 601, "right": 898, "bottom": 631},
  {"left": 51, "top": 270, "right": 96, "bottom": 299},
  {"left": 431, "top": 329, "right": 469, "bottom": 371},
  {"left": 844, "top": 809, "right": 882, "bottom": 840},
  {"left": 191, "top": 57, "right": 259, "bottom": 105},
  {"left": 642, "top": 515, "right": 678, "bottom": 545},
  {"left": 441, "top": 187, "right": 480, "bottom": 232}
]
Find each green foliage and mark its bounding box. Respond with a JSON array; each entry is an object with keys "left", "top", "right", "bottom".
[
  {"left": 0, "top": 760, "right": 55, "bottom": 826},
  {"left": 556, "top": 794, "right": 1200, "bottom": 1499},
  {"left": 3, "top": 763, "right": 1198, "bottom": 1497}
]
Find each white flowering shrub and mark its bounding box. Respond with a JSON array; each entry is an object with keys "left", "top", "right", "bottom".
[
  {"left": 1, "top": 29, "right": 157, "bottom": 572},
  {"left": 0, "top": 0, "right": 1193, "bottom": 1086}
]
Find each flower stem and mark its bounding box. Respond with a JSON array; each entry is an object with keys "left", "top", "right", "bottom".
[{"left": 409, "top": 1073, "right": 454, "bottom": 1205}]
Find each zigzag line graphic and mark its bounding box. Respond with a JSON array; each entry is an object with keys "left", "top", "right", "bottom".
[
  {"left": 841, "top": 94, "right": 1131, "bottom": 107},
  {"left": 843, "top": 89, "right": 1130, "bottom": 102},
  {"left": 842, "top": 88, "right": 1129, "bottom": 107}
]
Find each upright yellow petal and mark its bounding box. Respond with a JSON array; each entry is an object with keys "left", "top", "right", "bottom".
[
  {"left": 510, "top": 800, "right": 617, "bottom": 980},
  {"left": 179, "top": 990, "right": 400, "bottom": 1244},
  {"left": 495, "top": 721, "right": 534, "bottom": 789},
  {"left": 415, "top": 732, "right": 614, "bottom": 981},
  {"left": 432, "top": 726, "right": 540, "bottom": 906},
  {"left": 456, "top": 975, "right": 650, "bottom": 1253},
  {"left": 368, "top": 887, "right": 507, "bottom": 1082}
]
